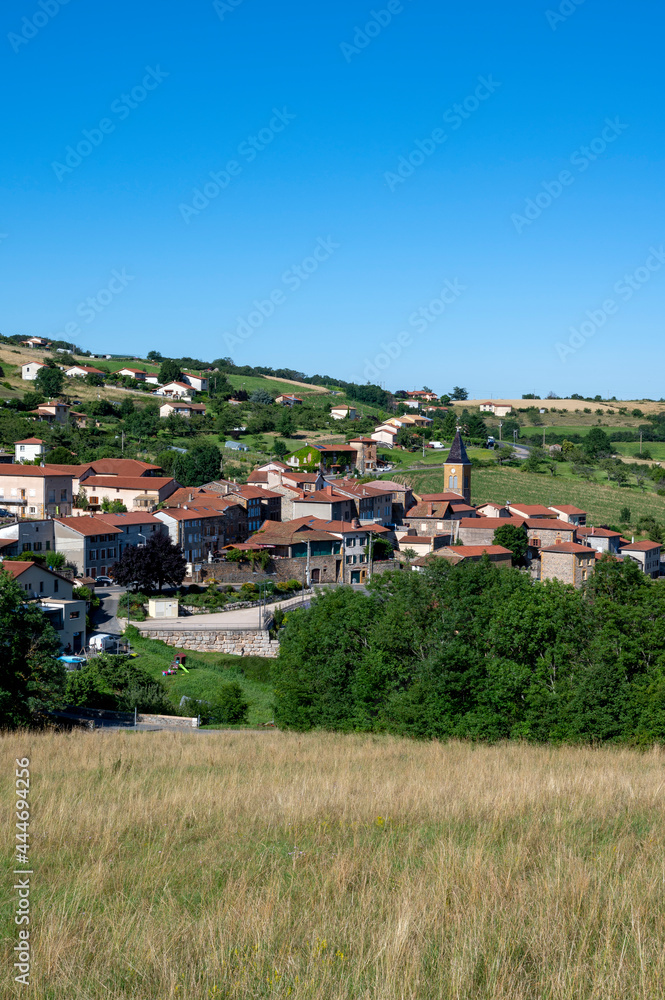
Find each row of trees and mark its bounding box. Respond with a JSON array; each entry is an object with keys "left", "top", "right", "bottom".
[{"left": 272, "top": 556, "right": 665, "bottom": 743}]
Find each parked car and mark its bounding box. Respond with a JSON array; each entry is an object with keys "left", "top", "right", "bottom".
[
  {"left": 94, "top": 576, "right": 114, "bottom": 587},
  {"left": 0, "top": 508, "right": 13, "bottom": 517}
]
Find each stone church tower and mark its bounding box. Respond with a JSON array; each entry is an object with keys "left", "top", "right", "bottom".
[{"left": 443, "top": 430, "right": 471, "bottom": 504}]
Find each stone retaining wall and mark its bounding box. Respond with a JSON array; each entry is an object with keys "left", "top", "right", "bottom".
[
  {"left": 133, "top": 626, "right": 278, "bottom": 657},
  {"left": 138, "top": 713, "right": 199, "bottom": 728}
]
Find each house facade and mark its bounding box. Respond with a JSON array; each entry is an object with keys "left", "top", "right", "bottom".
[
  {"left": 14, "top": 438, "right": 46, "bottom": 463},
  {"left": 21, "top": 361, "right": 47, "bottom": 380},
  {"left": 0, "top": 466, "right": 73, "bottom": 518},
  {"left": 620, "top": 540, "right": 661, "bottom": 577},
  {"left": 540, "top": 542, "right": 595, "bottom": 587}
]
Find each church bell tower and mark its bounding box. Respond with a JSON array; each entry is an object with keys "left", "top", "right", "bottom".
[{"left": 443, "top": 429, "right": 471, "bottom": 504}]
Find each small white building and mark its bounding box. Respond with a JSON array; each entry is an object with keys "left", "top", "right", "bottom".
[
  {"left": 14, "top": 438, "right": 46, "bottom": 463},
  {"left": 479, "top": 402, "right": 512, "bottom": 417},
  {"left": 21, "top": 361, "right": 47, "bottom": 381},
  {"left": 65, "top": 365, "right": 106, "bottom": 378},
  {"left": 155, "top": 381, "right": 194, "bottom": 399},
  {"left": 181, "top": 373, "right": 209, "bottom": 392},
  {"left": 117, "top": 368, "right": 147, "bottom": 380},
  {"left": 371, "top": 425, "right": 399, "bottom": 447},
  {"left": 331, "top": 405, "right": 357, "bottom": 421},
  {"left": 145, "top": 374, "right": 160, "bottom": 385}
]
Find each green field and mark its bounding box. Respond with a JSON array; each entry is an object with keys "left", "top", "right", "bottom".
[
  {"left": 396, "top": 464, "right": 665, "bottom": 527},
  {"left": 128, "top": 633, "right": 274, "bottom": 726}
]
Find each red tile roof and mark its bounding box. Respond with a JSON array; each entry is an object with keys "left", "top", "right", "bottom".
[
  {"left": 524, "top": 519, "right": 575, "bottom": 531},
  {"left": 541, "top": 542, "right": 595, "bottom": 555},
  {"left": 549, "top": 505, "right": 587, "bottom": 515},
  {"left": 577, "top": 526, "right": 622, "bottom": 538},
  {"left": 15, "top": 438, "right": 45, "bottom": 445},
  {"left": 620, "top": 540, "right": 662, "bottom": 551},
  {"left": 54, "top": 516, "right": 122, "bottom": 536},
  {"left": 509, "top": 504, "right": 554, "bottom": 517},
  {"left": 457, "top": 517, "right": 525, "bottom": 529}
]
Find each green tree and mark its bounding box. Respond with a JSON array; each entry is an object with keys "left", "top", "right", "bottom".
[
  {"left": 172, "top": 443, "right": 222, "bottom": 486},
  {"left": 250, "top": 388, "right": 274, "bottom": 406},
  {"left": 584, "top": 426, "right": 612, "bottom": 460},
  {"left": 620, "top": 506, "right": 632, "bottom": 523},
  {"left": 158, "top": 359, "right": 183, "bottom": 384},
  {"left": 273, "top": 439, "right": 288, "bottom": 458},
  {"left": 0, "top": 571, "right": 65, "bottom": 727},
  {"left": 493, "top": 523, "right": 529, "bottom": 564},
  {"left": 452, "top": 386, "right": 468, "bottom": 400},
  {"left": 45, "top": 446, "right": 75, "bottom": 465},
  {"left": 277, "top": 407, "right": 296, "bottom": 437},
  {"left": 35, "top": 365, "right": 64, "bottom": 398},
  {"left": 101, "top": 498, "right": 127, "bottom": 513}
]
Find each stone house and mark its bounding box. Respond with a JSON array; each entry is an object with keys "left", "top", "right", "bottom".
[
  {"left": 540, "top": 542, "right": 596, "bottom": 587},
  {"left": 576, "top": 526, "right": 622, "bottom": 554}
]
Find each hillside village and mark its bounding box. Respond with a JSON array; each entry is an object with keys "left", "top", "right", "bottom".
[{"left": 1, "top": 336, "right": 663, "bottom": 656}]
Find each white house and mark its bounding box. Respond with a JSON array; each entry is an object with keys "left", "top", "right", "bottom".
[
  {"left": 331, "top": 404, "right": 357, "bottom": 421},
  {"left": 371, "top": 425, "right": 399, "bottom": 447},
  {"left": 21, "top": 337, "right": 51, "bottom": 349},
  {"left": 14, "top": 438, "right": 46, "bottom": 463},
  {"left": 145, "top": 374, "right": 160, "bottom": 385},
  {"left": 65, "top": 365, "right": 106, "bottom": 378},
  {"left": 21, "top": 361, "right": 47, "bottom": 381},
  {"left": 479, "top": 402, "right": 512, "bottom": 417},
  {"left": 181, "top": 372, "right": 209, "bottom": 392},
  {"left": 155, "top": 381, "right": 194, "bottom": 399},
  {"left": 117, "top": 368, "right": 147, "bottom": 380}
]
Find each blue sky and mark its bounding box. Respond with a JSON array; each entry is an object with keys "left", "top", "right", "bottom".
[{"left": 1, "top": 0, "right": 663, "bottom": 397}]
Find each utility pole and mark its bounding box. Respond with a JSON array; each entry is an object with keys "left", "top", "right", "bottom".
[
  {"left": 542, "top": 426, "right": 546, "bottom": 448},
  {"left": 306, "top": 537, "right": 311, "bottom": 589},
  {"left": 640, "top": 430, "right": 643, "bottom": 455},
  {"left": 499, "top": 421, "right": 503, "bottom": 443}
]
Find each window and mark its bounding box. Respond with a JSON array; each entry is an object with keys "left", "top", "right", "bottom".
[
  {"left": 531, "top": 538, "right": 540, "bottom": 548},
  {"left": 39, "top": 581, "right": 44, "bottom": 592},
  {"left": 29, "top": 490, "right": 36, "bottom": 497},
  {"left": 60, "top": 490, "right": 67, "bottom": 501},
  {"left": 100, "top": 550, "right": 106, "bottom": 560},
  {"left": 22, "top": 543, "right": 30, "bottom": 552},
  {"left": 45, "top": 541, "right": 50, "bottom": 550},
  {"left": 89, "top": 551, "right": 96, "bottom": 560},
  {"left": 29, "top": 507, "right": 36, "bottom": 514},
  {"left": 34, "top": 542, "right": 42, "bottom": 552},
  {"left": 19, "top": 445, "right": 25, "bottom": 452},
  {"left": 54, "top": 580, "right": 58, "bottom": 593}
]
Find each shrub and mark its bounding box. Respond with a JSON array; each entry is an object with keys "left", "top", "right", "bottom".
[{"left": 201, "top": 681, "right": 249, "bottom": 725}]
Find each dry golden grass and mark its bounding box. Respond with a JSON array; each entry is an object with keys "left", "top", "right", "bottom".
[{"left": 3, "top": 731, "right": 665, "bottom": 999}]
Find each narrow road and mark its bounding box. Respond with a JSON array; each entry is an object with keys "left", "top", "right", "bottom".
[{"left": 90, "top": 584, "right": 125, "bottom": 637}]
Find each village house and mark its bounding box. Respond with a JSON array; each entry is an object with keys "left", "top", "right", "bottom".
[
  {"left": 576, "top": 526, "right": 622, "bottom": 555},
  {"left": 398, "top": 534, "right": 450, "bottom": 559},
  {"left": 160, "top": 491, "right": 249, "bottom": 545},
  {"left": 21, "top": 337, "right": 51, "bottom": 349},
  {"left": 290, "top": 485, "right": 356, "bottom": 523},
  {"left": 0, "top": 465, "right": 74, "bottom": 518},
  {"left": 548, "top": 505, "right": 588, "bottom": 526},
  {"left": 154, "top": 507, "right": 230, "bottom": 566},
  {"left": 540, "top": 542, "right": 596, "bottom": 588},
  {"left": 371, "top": 424, "right": 399, "bottom": 448},
  {"left": 159, "top": 401, "right": 207, "bottom": 419},
  {"left": 454, "top": 516, "right": 526, "bottom": 546},
  {"left": 65, "top": 365, "right": 106, "bottom": 378},
  {"left": 77, "top": 475, "right": 178, "bottom": 512},
  {"left": 21, "top": 360, "right": 47, "bottom": 380},
  {"left": 507, "top": 503, "right": 555, "bottom": 519},
  {"left": 225, "top": 484, "right": 281, "bottom": 533},
  {"left": 53, "top": 512, "right": 165, "bottom": 578},
  {"left": 0, "top": 561, "right": 85, "bottom": 651},
  {"left": 412, "top": 545, "right": 513, "bottom": 570},
  {"left": 327, "top": 479, "right": 394, "bottom": 524},
  {"left": 619, "top": 539, "right": 662, "bottom": 578},
  {"left": 476, "top": 501, "right": 512, "bottom": 518},
  {"left": 405, "top": 390, "right": 438, "bottom": 402},
  {"left": 0, "top": 516, "right": 55, "bottom": 555},
  {"left": 363, "top": 480, "right": 414, "bottom": 524},
  {"left": 402, "top": 500, "right": 475, "bottom": 538},
  {"left": 117, "top": 368, "right": 148, "bottom": 380},
  {"left": 523, "top": 518, "right": 577, "bottom": 551},
  {"left": 29, "top": 401, "right": 70, "bottom": 426},
  {"left": 479, "top": 402, "right": 512, "bottom": 417},
  {"left": 14, "top": 438, "right": 46, "bottom": 463},
  {"left": 330, "top": 404, "right": 357, "bottom": 421},
  {"left": 181, "top": 372, "right": 209, "bottom": 392},
  {"left": 155, "top": 381, "right": 195, "bottom": 399},
  {"left": 275, "top": 394, "right": 303, "bottom": 406}
]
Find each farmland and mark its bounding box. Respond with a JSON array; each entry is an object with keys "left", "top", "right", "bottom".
[
  {"left": 397, "top": 463, "right": 665, "bottom": 526},
  {"left": 3, "top": 731, "right": 665, "bottom": 999}
]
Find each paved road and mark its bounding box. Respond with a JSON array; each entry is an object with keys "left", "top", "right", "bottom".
[
  {"left": 135, "top": 591, "right": 313, "bottom": 631},
  {"left": 90, "top": 584, "right": 125, "bottom": 637}
]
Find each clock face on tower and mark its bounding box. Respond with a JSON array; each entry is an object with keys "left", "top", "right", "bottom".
[{"left": 450, "top": 468, "right": 456, "bottom": 474}]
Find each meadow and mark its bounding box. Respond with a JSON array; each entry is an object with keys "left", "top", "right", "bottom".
[
  {"left": 398, "top": 464, "right": 665, "bottom": 527},
  {"left": 3, "top": 732, "right": 665, "bottom": 999}
]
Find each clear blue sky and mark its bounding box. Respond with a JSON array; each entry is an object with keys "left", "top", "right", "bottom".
[{"left": 1, "top": 0, "right": 663, "bottom": 398}]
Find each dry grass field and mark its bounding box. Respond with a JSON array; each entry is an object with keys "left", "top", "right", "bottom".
[{"left": 3, "top": 731, "right": 665, "bottom": 999}]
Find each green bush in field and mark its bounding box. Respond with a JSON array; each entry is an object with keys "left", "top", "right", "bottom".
[{"left": 202, "top": 681, "right": 249, "bottom": 725}]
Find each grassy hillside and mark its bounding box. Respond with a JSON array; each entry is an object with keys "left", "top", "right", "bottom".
[
  {"left": 398, "top": 464, "right": 665, "bottom": 526},
  {"left": 4, "top": 732, "right": 665, "bottom": 998},
  {"left": 128, "top": 632, "right": 274, "bottom": 726}
]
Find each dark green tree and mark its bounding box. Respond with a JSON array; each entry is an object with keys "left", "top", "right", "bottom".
[
  {"left": 493, "top": 524, "right": 529, "bottom": 564},
  {"left": 158, "top": 359, "right": 183, "bottom": 384},
  {"left": 35, "top": 365, "right": 64, "bottom": 398},
  {"left": 0, "top": 572, "right": 65, "bottom": 727}
]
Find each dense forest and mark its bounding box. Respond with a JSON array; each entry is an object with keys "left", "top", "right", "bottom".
[{"left": 273, "top": 556, "right": 665, "bottom": 744}]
